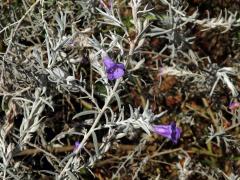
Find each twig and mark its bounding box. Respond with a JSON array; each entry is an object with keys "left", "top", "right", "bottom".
[{"left": 202, "top": 98, "right": 218, "bottom": 129}]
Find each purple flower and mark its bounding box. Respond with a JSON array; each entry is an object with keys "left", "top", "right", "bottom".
[
  {"left": 103, "top": 56, "right": 125, "bottom": 80},
  {"left": 229, "top": 102, "right": 240, "bottom": 110},
  {"left": 73, "top": 141, "right": 81, "bottom": 152},
  {"left": 152, "top": 122, "right": 181, "bottom": 144}
]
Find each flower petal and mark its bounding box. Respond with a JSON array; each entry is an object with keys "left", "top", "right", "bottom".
[
  {"left": 153, "top": 125, "right": 172, "bottom": 139},
  {"left": 103, "top": 56, "right": 115, "bottom": 71},
  {"left": 74, "top": 141, "right": 81, "bottom": 152},
  {"left": 107, "top": 72, "right": 115, "bottom": 80},
  {"left": 229, "top": 102, "right": 240, "bottom": 110},
  {"left": 112, "top": 66, "right": 125, "bottom": 79},
  {"left": 116, "top": 63, "right": 125, "bottom": 70},
  {"left": 153, "top": 122, "right": 181, "bottom": 144}
]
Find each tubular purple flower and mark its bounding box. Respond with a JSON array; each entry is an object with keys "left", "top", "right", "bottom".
[
  {"left": 103, "top": 56, "right": 125, "bottom": 80},
  {"left": 152, "top": 122, "right": 181, "bottom": 144}
]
